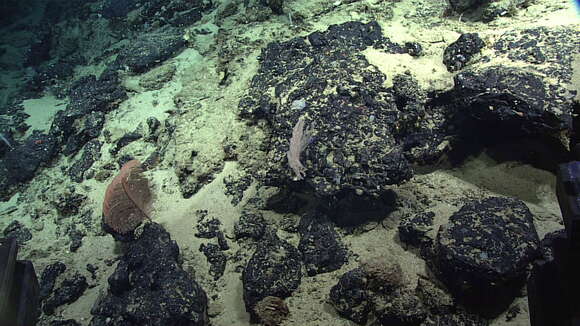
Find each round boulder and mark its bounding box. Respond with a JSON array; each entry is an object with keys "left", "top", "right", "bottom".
[{"left": 431, "top": 197, "right": 540, "bottom": 317}]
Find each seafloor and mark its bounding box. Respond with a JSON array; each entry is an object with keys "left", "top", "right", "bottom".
[{"left": 0, "top": 0, "right": 579, "bottom": 325}]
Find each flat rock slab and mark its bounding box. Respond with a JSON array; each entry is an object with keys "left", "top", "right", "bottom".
[{"left": 114, "top": 28, "right": 186, "bottom": 73}]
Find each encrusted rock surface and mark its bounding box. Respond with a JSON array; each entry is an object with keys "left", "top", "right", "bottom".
[
  {"left": 240, "top": 21, "right": 449, "bottom": 198},
  {"left": 90, "top": 223, "right": 209, "bottom": 326},
  {"left": 298, "top": 212, "right": 347, "bottom": 276},
  {"left": 242, "top": 231, "right": 302, "bottom": 321},
  {"left": 429, "top": 197, "right": 540, "bottom": 317}
]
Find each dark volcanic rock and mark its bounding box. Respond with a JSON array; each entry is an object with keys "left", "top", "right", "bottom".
[
  {"left": 242, "top": 231, "right": 302, "bottom": 321},
  {"left": 68, "top": 140, "right": 102, "bottom": 182},
  {"left": 3, "top": 220, "right": 32, "bottom": 245},
  {"left": 108, "top": 260, "right": 130, "bottom": 296},
  {"left": 234, "top": 211, "right": 266, "bottom": 240},
  {"left": 191, "top": 210, "right": 229, "bottom": 249},
  {"left": 53, "top": 191, "right": 86, "bottom": 217},
  {"left": 0, "top": 131, "right": 59, "bottom": 199},
  {"left": 430, "top": 197, "right": 540, "bottom": 317},
  {"left": 443, "top": 33, "right": 485, "bottom": 72},
  {"left": 375, "top": 289, "right": 428, "bottom": 326},
  {"left": 109, "top": 131, "right": 142, "bottom": 155},
  {"left": 194, "top": 213, "right": 222, "bottom": 239},
  {"left": 448, "top": 26, "right": 579, "bottom": 137},
  {"left": 526, "top": 229, "right": 571, "bottom": 325},
  {"left": 68, "top": 228, "right": 84, "bottom": 252},
  {"left": 39, "top": 262, "right": 67, "bottom": 301},
  {"left": 298, "top": 212, "right": 347, "bottom": 276},
  {"left": 330, "top": 266, "right": 490, "bottom": 325},
  {"left": 103, "top": 0, "right": 207, "bottom": 27},
  {"left": 66, "top": 73, "right": 125, "bottom": 115},
  {"left": 398, "top": 211, "right": 435, "bottom": 247},
  {"left": 114, "top": 28, "right": 186, "bottom": 73},
  {"left": 43, "top": 273, "right": 88, "bottom": 315},
  {"left": 62, "top": 111, "right": 106, "bottom": 156},
  {"left": 199, "top": 243, "right": 227, "bottom": 280},
  {"left": 223, "top": 173, "right": 252, "bottom": 206},
  {"left": 2, "top": 131, "right": 58, "bottom": 183},
  {"left": 453, "top": 66, "right": 573, "bottom": 134},
  {"left": 492, "top": 26, "right": 580, "bottom": 81},
  {"left": 90, "top": 223, "right": 208, "bottom": 326},
  {"left": 330, "top": 260, "right": 404, "bottom": 324},
  {"left": 240, "top": 21, "right": 449, "bottom": 198},
  {"left": 50, "top": 72, "right": 126, "bottom": 157},
  {"left": 32, "top": 61, "right": 75, "bottom": 91},
  {"left": 447, "top": 0, "right": 491, "bottom": 12},
  {"left": 329, "top": 190, "right": 396, "bottom": 226},
  {"left": 329, "top": 268, "right": 372, "bottom": 325},
  {"left": 404, "top": 42, "right": 423, "bottom": 57}
]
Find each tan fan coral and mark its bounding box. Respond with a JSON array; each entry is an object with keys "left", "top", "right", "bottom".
[{"left": 102, "top": 160, "right": 152, "bottom": 234}]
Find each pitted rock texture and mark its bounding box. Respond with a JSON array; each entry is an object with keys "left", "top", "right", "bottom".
[
  {"left": 430, "top": 197, "right": 540, "bottom": 317},
  {"left": 240, "top": 21, "right": 449, "bottom": 198}
]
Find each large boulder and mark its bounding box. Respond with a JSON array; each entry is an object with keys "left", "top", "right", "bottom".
[
  {"left": 298, "top": 212, "right": 347, "bottom": 276},
  {"left": 329, "top": 268, "right": 373, "bottom": 325},
  {"left": 240, "top": 21, "right": 449, "bottom": 198},
  {"left": 242, "top": 231, "right": 302, "bottom": 322},
  {"left": 429, "top": 197, "right": 540, "bottom": 317},
  {"left": 43, "top": 273, "right": 88, "bottom": 315},
  {"left": 453, "top": 66, "right": 573, "bottom": 134},
  {"left": 449, "top": 26, "right": 579, "bottom": 137},
  {"left": 90, "top": 223, "right": 208, "bottom": 326},
  {"left": 329, "top": 262, "right": 486, "bottom": 325}
]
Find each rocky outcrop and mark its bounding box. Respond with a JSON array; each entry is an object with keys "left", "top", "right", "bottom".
[{"left": 90, "top": 223, "right": 209, "bottom": 326}]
